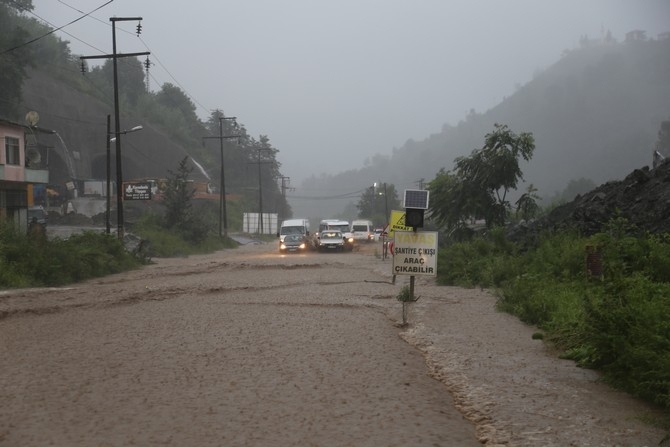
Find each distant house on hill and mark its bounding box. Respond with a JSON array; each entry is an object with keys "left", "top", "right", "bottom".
[{"left": 0, "top": 118, "right": 50, "bottom": 232}]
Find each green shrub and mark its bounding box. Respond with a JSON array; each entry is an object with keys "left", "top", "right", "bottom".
[
  {"left": 435, "top": 218, "right": 670, "bottom": 414},
  {"left": 0, "top": 224, "right": 141, "bottom": 288},
  {"left": 580, "top": 273, "right": 670, "bottom": 408}
]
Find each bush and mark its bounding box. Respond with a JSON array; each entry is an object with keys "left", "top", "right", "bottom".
[
  {"left": 0, "top": 224, "right": 142, "bottom": 288},
  {"left": 435, "top": 218, "right": 670, "bottom": 414},
  {"left": 132, "top": 212, "right": 237, "bottom": 258}
]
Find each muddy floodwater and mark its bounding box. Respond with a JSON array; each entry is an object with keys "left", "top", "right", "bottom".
[{"left": 0, "top": 242, "right": 665, "bottom": 446}]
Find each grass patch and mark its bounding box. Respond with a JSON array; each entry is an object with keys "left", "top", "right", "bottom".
[{"left": 436, "top": 220, "right": 670, "bottom": 419}]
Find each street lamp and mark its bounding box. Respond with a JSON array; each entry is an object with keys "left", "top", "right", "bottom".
[
  {"left": 105, "top": 114, "right": 142, "bottom": 235},
  {"left": 374, "top": 182, "right": 390, "bottom": 260}
]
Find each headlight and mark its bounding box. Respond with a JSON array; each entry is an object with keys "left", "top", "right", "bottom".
[
  {"left": 347, "top": 237, "right": 354, "bottom": 243},
  {"left": 280, "top": 243, "right": 286, "bottom": 250},
  {"left": 299, "top": 243, "right": 306, "bottom": 249}
]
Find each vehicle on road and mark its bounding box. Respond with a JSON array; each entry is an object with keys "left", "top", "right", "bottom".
[
  {"left": 317, "top": 219, "right": 354, "bottom": 251},
  {"left": 317, "top": 230, "right": 345, "bottom": 252},
  {"left": 278, "top": 218, "right": 314, "bottom": 250},
  {"left": 351, "top": 219, "right": 374, "bottom": 242},
  {"left": 279, "top": 234, "right": 309, "bottom": 253}
]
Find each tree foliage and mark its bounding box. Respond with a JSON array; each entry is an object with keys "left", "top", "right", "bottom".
[
  {"left": 515, "top": 184, "right": 540, "bottom": 221},
  {"left": 356, "top": 183, "right": 400, "bottom": 225},
  {"left": 0, "top": 1, "right": 34, "bottom": 117},
  {"left": 161, "top": 156, "right": 208, "bottom": 243},
  {"left": 429, "top": 123, "right": 535, "bottom": 232}
]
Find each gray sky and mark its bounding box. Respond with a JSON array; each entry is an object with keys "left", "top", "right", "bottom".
[{"left": 31, "top": 0, "right": 670, "bottom": 185}]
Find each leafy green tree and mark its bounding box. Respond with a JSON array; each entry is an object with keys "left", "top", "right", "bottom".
[
  {"left": 427, "top": 168, "right": 473, "bottom": 233},
  {"left": 515, "top": 184, "right": 540, "bottom": 221},
  {"left": 161, "top": 156, "right": 209, "bottom": 243},
  {"left": 356, "top": 183, "right": 400, "bottom": 225},
  {"left": 155, "top": 82, "right": 198, "bottom": 124},
  {"left": 429, "top": 123, "right": 535, "bottom": 231}
]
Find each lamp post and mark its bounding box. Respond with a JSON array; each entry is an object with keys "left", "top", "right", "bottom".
[
  {"left": 105, "top": 116, "right": 143, "bottom": 235},
  {"left": 374, "top": 182, "right": 390, "bottom": 259}
]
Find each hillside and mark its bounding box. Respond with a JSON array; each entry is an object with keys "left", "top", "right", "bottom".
[
  {"left": 525, "top": 160, "right": 670, "bottom": 237},
  {"left": 19, "top": 69, "right": 211, "bottom": 190},
  {"left": 292, "top": 37, "right": 670, "bottom": 221}
]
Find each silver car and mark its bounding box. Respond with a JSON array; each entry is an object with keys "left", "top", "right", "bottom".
[{"left": 317, "top": 230, "right": 345, "bottom": 252}]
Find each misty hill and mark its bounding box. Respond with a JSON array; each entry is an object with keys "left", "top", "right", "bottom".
[
  {"left": 19, "top": 69, "right": 207, "bottom": 191},
  {"left": 292, "top": 37, "right": 670, "bottom": 221}
]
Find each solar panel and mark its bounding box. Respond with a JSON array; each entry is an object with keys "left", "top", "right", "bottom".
[{"left": 403, "top": 189, "right": 429, "bottom": 209}]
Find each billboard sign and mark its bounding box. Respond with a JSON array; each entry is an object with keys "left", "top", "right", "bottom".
[{"left": 124, "top": 182, "right": 152, "bottom": 200}]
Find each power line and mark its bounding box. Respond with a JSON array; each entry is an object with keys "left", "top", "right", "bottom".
[
  {"left": 287, "top": 189, "right": 366, "bottom": 200},
  {"left": 0, "top": 0, "right": 114, "bottom": 56}
]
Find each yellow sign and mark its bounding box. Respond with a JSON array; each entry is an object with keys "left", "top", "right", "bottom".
[{"left": 388, "top": 210, "right": 413, "bottom": 238}]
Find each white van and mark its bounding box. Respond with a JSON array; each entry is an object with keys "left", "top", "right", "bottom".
[
  {"left": 278, "top": 218, "right": 314, "bottom": 250},
  {"left": 351, "top": 219, "right": 374, "bottom": 242}
]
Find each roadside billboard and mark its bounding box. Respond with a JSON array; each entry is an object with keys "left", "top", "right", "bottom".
[{"left": 124, "top": 182, "right": 152, "bottom": 200}]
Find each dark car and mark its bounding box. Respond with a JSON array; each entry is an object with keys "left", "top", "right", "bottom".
[{"left": 279, "top": 233, "right": 308, "bottom": 253}]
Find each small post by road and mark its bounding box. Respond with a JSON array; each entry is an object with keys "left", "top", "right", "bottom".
[{"left": 393, "top": 189, "right": 435, "bottom": 325}]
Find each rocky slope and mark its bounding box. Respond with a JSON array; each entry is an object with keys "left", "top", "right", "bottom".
[{"left": 515, "top": 160, "right": 670, "bottom": 239}]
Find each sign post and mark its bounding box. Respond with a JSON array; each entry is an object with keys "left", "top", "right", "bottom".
[
  {"left": 392, "top": 230, "right": 438, "bottom": 325},
  {"left": 393, "top": 189, "right": 435, "bottom": 325}
]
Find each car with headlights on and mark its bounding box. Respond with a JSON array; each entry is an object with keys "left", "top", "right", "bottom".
[
  {"left": 317, "top": 230, "right": 346, "bottom": 252},
  {"left": 279, "top": 233, "right": 309, "bottom": 253}
]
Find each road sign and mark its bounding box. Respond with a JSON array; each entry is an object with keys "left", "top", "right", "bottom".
[
  {"left": 388, "top": 210, "right": 413, "bottom": 238},
  {"left": 392, "top": 231, "right": 438, "bottom": 276},
  {"left": 124, "top": 182, "right": 151, "bottom": 200}
]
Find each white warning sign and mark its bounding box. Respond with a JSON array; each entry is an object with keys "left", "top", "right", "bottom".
[{"left": 392, "top": 231, "right": 438, "bottom": 276}]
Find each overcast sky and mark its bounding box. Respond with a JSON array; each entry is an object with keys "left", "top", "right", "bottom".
[{"left": 31, "top": 0, "right": 670, "bottom": 186}]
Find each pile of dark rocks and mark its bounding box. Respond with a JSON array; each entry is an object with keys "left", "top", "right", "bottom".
[{"left": 509, "top": 161, "right": 670, "bottom": 242}]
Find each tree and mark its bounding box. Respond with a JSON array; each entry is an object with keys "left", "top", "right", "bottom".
[
  {"left": 161, "top": 157, "right": 208, "bottom": 243},
  {"left": 515, "top": 184, "right": 540, "bottom": 221},
  {"left": 356, "top": 183, "right": 400, "bottom": 225},
  {"left": 0, "top": 1, "right": 34, "bottom": 117},
  {"left": 429, "top": 123, "right": 535, "bottom": 231},
  {"left": 89, "top": 57, "right": 147, "bottom": 106}
]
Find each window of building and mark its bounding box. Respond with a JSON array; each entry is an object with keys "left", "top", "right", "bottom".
[{"left": 5, "top": 136, "right": 20, "bottom": 165}]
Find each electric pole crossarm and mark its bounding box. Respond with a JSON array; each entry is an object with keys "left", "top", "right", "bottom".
[{"left": 80, "top": 51, "right": 150, "bottom": 60}]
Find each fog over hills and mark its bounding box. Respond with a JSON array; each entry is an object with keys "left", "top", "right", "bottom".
[{"left": 290, "top": 36, "right": 670, "bottom": 222}]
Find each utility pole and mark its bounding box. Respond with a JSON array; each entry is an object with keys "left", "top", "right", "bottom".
[
  {"left": 249, "top": 147, "right": 273, "bottom": 234},
  {"left": 106, "top": 114, "right": 111, "bottom": 234},
  {"left": 81, "top": 17, "right": 149, "bottom": 240},
  {"left": 202, "top": 114, "right": 240, "bottom": 237},
  {"left": 203, "top": 115, "right": 238, "bottom": 237},
  {"left": 278, "top": 176, "right": 291, "bottom": 222}
]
